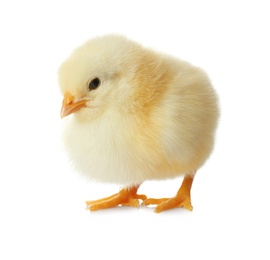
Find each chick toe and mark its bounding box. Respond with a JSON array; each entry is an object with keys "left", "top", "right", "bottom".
[
  {"left": 85, "top": 186, "right": 147, "bottom": 211},
  {"left": 154, "top": 195, "right": 193, "bottom": 213}
]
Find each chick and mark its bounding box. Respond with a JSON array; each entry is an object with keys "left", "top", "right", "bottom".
[{"left": 59, "top": 34, "right": 219, "bottom": 213}]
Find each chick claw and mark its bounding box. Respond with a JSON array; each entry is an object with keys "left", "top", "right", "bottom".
[
  {"left": 85, "top": 186, "right": 147, "bottom": 211},
  {"left": 143, "top": 175, "right": 194, "bottom": 213}
]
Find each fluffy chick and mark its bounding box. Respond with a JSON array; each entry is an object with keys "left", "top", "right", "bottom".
[{"left": 59, "top": 34, "right": 219, "bottom": 213}]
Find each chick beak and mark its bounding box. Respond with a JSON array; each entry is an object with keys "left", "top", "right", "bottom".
[{"left": 60, "top": 92, "right": 87, "bottom": 118}]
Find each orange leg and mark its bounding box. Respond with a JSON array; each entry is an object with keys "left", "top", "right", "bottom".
[
  {"left": 143, "top": 174, "right": 194, "bottom": 213},
  {"left": 86, "top": 186, "right": 147, "bottom": 211}
]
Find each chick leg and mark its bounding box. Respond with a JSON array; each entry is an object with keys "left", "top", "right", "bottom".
[
  {"left": 143, "top": 174, "right": 194, "bottom": 213},
  {"left": 86, "top": 186, "right": 147, "bottom": 211}
]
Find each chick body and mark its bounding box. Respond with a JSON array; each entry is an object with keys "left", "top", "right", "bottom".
[{"left": 59, "top": 35, "right": 219, "bottom": 211}]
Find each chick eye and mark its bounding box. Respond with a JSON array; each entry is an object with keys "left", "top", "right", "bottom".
[{"left": 88, "top": 77, "right": 101, "bottom": 91}]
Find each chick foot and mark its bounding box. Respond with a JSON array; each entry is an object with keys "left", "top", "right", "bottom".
[
  {"left": 86, "top": 186, "right": 147, "bottom": 211},
  {"left": 143, "top": 175, "right": 194, "bottom": 213}
]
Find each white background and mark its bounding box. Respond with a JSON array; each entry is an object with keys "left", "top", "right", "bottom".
[{"left": 1, "top": 0, "right": 269, "bottom": 259}]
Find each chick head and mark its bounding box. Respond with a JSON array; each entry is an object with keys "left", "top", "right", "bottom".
[{"left": 59, "top": 35, "right": 144, "bottom": 120}]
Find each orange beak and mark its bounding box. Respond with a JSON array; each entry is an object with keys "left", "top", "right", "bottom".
[{"left": 60, "top": 92, "right": 87, "bottom": 118}]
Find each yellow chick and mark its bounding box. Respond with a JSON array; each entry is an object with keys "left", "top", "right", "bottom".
[{"left": 59, "top": 34, "right": 219, "bottom": 213}]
